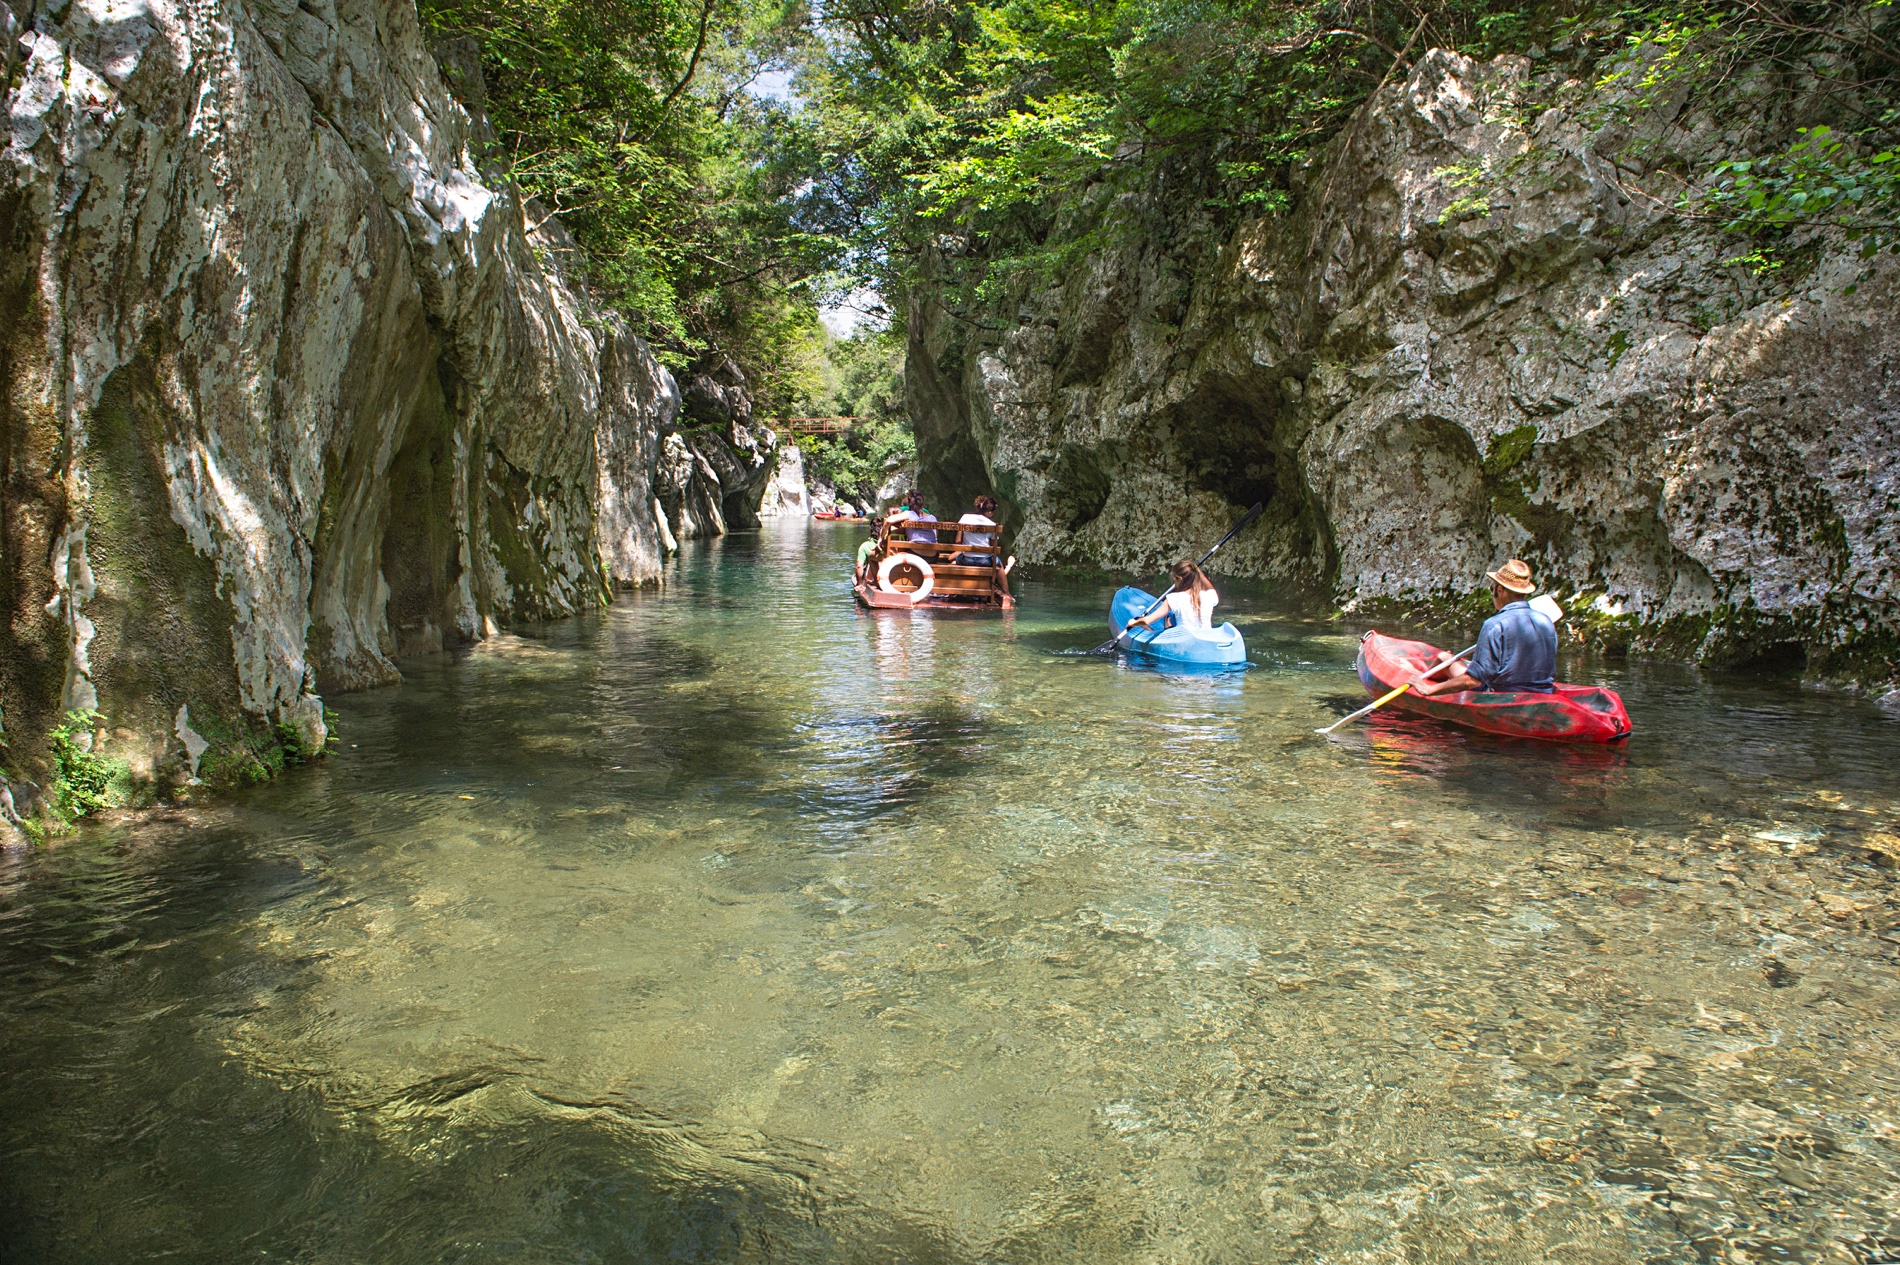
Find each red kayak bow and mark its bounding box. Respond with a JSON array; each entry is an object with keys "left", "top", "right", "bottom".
[{"left": 1355, "top": 631, "right": 1631, "bottom": 744}]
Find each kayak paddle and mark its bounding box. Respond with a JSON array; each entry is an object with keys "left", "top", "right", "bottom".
[
  {"left": 1315, "top": 646, "right": 1475, "bottom": 735},
  {"left": 1316, "top": 593, "right": 1566, "bottom": 735},
  {"left": 1090, "top": 502, "right": 1266, "bottom": 655}
]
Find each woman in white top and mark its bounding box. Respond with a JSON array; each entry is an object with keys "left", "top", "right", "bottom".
[
  {"left": 955, "top": 495, "right": 999, "bottom": 565},
  {"left": 1128, "top": 559, "right": 1219, "bottom": 632}
]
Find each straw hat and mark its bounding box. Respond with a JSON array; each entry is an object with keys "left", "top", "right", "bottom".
[{"left": 1486, "top": 558, "right": 1536, "bottom": 595}]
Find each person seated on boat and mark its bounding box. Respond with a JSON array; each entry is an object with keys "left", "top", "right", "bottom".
[
  {"left": 902, "top": 492, "right": 941, "bottom": 545},
  {"left": 1127, "top": 560, "right": 1219, "bottom": 632},
  {"left": 880, "top": 497, "right": 914, "bottom": 543},
  {"left": 955, "top": 495, "right": 1000, "bottom": 566},
  {"left": 854, "top": 532, "right": 881, "bottom": 583},
  {"left": 1412, "top": 559, "right": 1557, "bottom": 696}
]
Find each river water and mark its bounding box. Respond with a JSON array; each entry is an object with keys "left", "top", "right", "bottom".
[{"left": 2, "top": 522, "right": 1897, "bottom": 1263}]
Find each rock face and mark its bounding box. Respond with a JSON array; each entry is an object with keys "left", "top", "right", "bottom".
[
  {"left": 758, "top": 440, "right": 810, "bottom": 518},
  {"left": 0, "top": 0, "right": 759, "bottom": 785},
  {"left": 655, "top": 359, "right": 782, "bottom": 539},
  {"left": 914, "top": 51, "right": 1900, "bottom": 688}
]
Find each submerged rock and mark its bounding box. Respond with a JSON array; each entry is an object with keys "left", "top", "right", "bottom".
[
  {"left": 0, "top": 0, "right": 762, "bottom": 785},
  {"left": 914, "top": 51, "right": 1899, "bottom": 688}
]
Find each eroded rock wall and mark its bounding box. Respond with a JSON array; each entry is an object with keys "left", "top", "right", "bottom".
[
  {"left": 916, "top": 50, "right": 1900, "bottom": 688},
  {"left": 0, "top": 0, "right": 694, "bottom": 785}
]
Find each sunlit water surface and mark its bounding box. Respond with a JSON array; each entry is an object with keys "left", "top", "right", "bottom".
[{"left": 3, "top": 523, "right": 1898, "bottom": 1263}]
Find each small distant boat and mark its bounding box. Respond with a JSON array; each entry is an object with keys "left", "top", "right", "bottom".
[
  {"left": 855, "top": 519, "right": 1013, "bottom": 610},
  {"left": 1356, "top": 631, "right": 1631, "bottom": 743},
  {"left": 813, "top": 508, "right": 861, "bottom": 520},
  {"left": 1109, "top": 587, "right": 1247, "bottom": 667}
]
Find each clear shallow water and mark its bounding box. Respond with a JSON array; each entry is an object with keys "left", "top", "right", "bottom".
[{"left": 3, "top": 522, "right": 1898, "bottom": 1264}]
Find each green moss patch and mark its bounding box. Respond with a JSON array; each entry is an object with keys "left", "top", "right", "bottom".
[
  {"left": 83, "top": 347, "right": 249, "bottom": 750},
  {"left": 1482, "top": 424, "right": 1538, "bottom": 477}
]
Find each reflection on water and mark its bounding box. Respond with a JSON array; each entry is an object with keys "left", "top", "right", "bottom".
[{"left": 2, "top": 522, "right": 1898, "bottom": 1263}]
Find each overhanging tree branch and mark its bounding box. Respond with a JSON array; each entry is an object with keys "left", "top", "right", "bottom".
[{"left": 649, "top": 0, "right": 719, "bottom": 132}]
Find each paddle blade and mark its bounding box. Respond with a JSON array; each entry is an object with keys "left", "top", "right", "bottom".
[{"left": 1530, "top": 593, "right": 1564, "bottom": 623}]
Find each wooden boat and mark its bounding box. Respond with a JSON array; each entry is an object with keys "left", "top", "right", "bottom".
[
  {"left": 813, "top": 509, "right": 861, "bottom": 520},
  {"left": 854, "top": 518, "right": 1014, "bottom": 610},
  {"left": 1356, "top": 631, "right": 1631, "bottom": 743}
]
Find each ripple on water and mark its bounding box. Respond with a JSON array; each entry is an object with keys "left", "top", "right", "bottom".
[{"left": 1, "top": 523, "right": 1898, "bottom": 1263}]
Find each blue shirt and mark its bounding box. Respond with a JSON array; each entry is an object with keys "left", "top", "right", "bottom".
[{"left": 1467, "top": 601, "right": 1556, "bottom": 693}]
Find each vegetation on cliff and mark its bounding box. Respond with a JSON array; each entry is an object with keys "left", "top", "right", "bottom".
[
  {"left": 793, "top": 1, "right": 1899, "bottom": 313},
  {"left": 417, "top": 0, "right": 848, "bottom": 411},
  {"left": 410, "top": 0, "right": 1897, "bottom": 439}
]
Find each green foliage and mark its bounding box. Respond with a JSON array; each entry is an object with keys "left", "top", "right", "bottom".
[
  {"left": 410, "top": 0, "right": 1900, "bottom": 407},
  {"left": 799, "top": 417, "right": 916, "bottom": 501},
  {"left": 48, "top": 711, "right": 137, "bottom": 820},
  {"left": 174, "top": 707, "right": 329, "bottom": 792},
  {"left": 275, "top": 723, "right": 311, "bottom": 763},
  {"left": 813, "top": 328, "right": 906, "bottom": 417},
  {"left": 418, "top": 0, "right": 847, "bottom": 408},
  {"left": 1589, "top": 4, "right": 1900, "bottom": 271},
  {"left": 795, "top": 362, "right": 906, "bottom": 492},
  {"left": 1555, "top": 591, "right": 1641, "bottom": 654},
  {"left": 792, "top": 329, "right": 914, "bottom": 499},
  {"left": 1603, "top": 329, "right": 1630, "bottom": 367},
  {"left": 1434, "top": 158, "right": 1498, "bottom": 223},
  {"left": 799, "top": 0, "right": 1656, "bottom": 322},
  {"left": 793, "top": 0, "right": 1900, "bottom": 322},
  {"left": 1706, "top": 123, "right": 1900, "bottom": 260}
]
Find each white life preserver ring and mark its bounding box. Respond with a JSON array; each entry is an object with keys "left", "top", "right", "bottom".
[{"left": 877, "top": 552, "right": 935, "bottom": 602}]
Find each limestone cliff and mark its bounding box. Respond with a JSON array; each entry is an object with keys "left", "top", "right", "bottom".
[
  {"left": 0, "top": 0, "right": 752, "bottom": 798},
  {"left": 913, "top": 51, "right": 1900, "bottom": 690},
  {"left": 657, "top": 359, "right": 784, "bottom": 540}
]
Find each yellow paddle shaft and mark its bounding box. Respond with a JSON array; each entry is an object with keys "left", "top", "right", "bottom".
[{"left": 1316, "top": 643, "right": 1478, "bottom": 735}]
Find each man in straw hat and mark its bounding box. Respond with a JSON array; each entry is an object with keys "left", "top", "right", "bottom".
[{"left": 1412, "top": 559, "right": 1557, "bottom": 696}]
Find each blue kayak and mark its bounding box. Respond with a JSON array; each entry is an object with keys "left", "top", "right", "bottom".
[{"left": 1109, "top": 587, "right": 1247, "bottom": 667}]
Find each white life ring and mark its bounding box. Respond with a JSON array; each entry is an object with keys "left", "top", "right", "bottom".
[{"left": 877, "top": 552, "right": 935, "bottom": 602}]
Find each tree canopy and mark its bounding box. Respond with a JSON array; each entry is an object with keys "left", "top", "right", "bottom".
[
  {"left": 421, "top": 0, "right": 1900, "bottom": 404},
  {"left": 418, "top": 0, "right": 847, "bottom": 412}
]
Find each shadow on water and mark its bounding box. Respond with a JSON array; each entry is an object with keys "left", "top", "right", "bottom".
[
  {"left": 1309, "top": 649, "right": 1900, "bottom": 836},
  {"left": 0, "top": 829, "right": 971, "bottom": 1265},
  {"left": 3, "top": 523, "right": 1897, "bottom": 1265},
  {"left": 1341, "top": 710, "right": 1636, "bottom": 826}
]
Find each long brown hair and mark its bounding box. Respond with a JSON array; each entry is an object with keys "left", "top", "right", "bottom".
[{"left": 1169, "top": 559, "right": 1212, "bottom": 594}]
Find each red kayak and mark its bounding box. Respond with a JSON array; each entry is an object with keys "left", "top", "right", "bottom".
[{"left": 1356, "top": 631, "right": 1631, "bottom": 743}]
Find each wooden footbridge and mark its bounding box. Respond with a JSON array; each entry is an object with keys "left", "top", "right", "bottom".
[{"left": 773, "top": 417, "right": 859, "bottom": 436}]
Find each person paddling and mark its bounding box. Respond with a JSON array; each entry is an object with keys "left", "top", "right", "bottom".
[
  {"left": 1412, "top": 559, "right": 1556, "bottom": 697},
  {"left": 1126, "top": 559, "right": 1219, "bottom": 633}
]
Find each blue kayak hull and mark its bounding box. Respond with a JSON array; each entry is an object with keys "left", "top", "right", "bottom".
[{"left": 1110, "top": 587, "right": 1247, "bottom": 666}]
